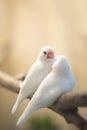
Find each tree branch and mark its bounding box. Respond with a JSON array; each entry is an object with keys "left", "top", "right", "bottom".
[{"left": 0, "top": 71, "right": 87, "bottom": 130}]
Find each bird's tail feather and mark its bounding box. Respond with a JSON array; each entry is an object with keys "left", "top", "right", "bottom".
[
  {"left": 11, "top": 93, "right": 26, "bottom": 114},
  {"left": 16, "top": 102, "right": 36, "bottom": 127},
  {"left": 11, "top": 102, "right": 19, "bottom": 114}
]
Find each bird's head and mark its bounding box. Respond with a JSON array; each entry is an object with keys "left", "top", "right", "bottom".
[
  {"left": 52, "top": 55, "right": 70, "bottom": 75},
  {"left": 38, "top": 46, "right": 55, "bottom": 62}
]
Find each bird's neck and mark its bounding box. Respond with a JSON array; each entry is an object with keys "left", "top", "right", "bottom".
[
  {"left": 38, "top": 57, "right": 54, "bottom": 65},
  {"left": 52, "top": 67, "right": 71, "bottom": 78}
]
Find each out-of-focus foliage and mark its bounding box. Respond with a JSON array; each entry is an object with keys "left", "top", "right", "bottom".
[{"left": 27, "top": 116, "right": 60, "bottom": 130}]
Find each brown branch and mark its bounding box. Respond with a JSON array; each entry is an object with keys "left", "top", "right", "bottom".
[
  {"left": 0, "top": 71, "right": 87, "bottom": 130},
  {"left": 0, "top": 71, "right": 20, "bottom": 93}
]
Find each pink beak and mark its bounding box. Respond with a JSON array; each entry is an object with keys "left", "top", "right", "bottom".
[{"left": 47, "top": 51, "right": 54, "bottom": 58}]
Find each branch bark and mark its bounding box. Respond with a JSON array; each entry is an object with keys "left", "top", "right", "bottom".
[{"left": 0, "top": 71, "right": 87, "bottom": 130}]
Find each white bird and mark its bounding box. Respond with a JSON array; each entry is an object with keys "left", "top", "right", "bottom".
[
  {"left": 11, "top": 46, "right": 55, "bottom": 114},
  {"left": 17, "top": 55, "right": 75, "bottom": 126}
]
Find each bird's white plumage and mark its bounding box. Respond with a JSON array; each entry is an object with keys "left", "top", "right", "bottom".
[
  {"left": 11, "top": 46, "right": 55, "bottom": 114},
  {"left": 17, "top": 55, "right": 75, "bottom": 126}
]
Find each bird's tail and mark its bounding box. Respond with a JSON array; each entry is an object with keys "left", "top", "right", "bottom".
[
  {"left": 11, "top": 93, "right": 27, "bottom": 114},
  {"left": 16, "top": 102, "right": 36, "bottom": 127}
]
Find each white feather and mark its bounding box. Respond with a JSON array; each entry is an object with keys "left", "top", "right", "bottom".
[
  {"left": 17, "top": 55, "right": 75, "bottom": 126},
  {"left": 11, "top": 46, "right": 55, "bottom": 114}
]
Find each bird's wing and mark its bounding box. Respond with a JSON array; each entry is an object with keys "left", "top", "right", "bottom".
[
  {"left": 30, "top": 76, "right": 73, "bottom": 108},
  {"left": 20, "top": 61, "right": 44, "bottom": 91}
]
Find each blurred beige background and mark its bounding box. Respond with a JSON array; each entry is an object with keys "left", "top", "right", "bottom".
[{"left": 0, "top": 0, "right": 87, "bottom": 130}]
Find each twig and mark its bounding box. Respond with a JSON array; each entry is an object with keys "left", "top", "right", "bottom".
[{"left": 0, "top": 71, "right": 87, "bottom": 130}]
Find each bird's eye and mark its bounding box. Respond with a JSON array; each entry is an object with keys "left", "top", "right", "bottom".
[{"left": 43, "top": 51, "right": 47, "bottom": 55}]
